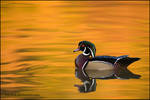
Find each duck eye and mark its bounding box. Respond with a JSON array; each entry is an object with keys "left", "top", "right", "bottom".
[{"left": 81, "top": 44, "right": 85, "bottom": 47}]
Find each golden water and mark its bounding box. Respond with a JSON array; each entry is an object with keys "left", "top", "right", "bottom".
[{"left": 1, "top": 1, "right": 149, "bottom": 99}]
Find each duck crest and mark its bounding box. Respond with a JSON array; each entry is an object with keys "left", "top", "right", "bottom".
[{"left": 75, "top": 54, "right": 89, "bottom": 69}]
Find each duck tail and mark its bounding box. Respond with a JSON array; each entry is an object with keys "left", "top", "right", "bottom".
[
  {"left": 115, "top": 57, "right": 140, "bottom": 68},
  {"left": 114, "top": 57, "right": 141, "bottom": 79}
]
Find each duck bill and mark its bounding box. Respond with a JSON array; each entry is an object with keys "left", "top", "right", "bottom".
[{"left": 73, "top": 48, "right": 80, "bottom": 52}]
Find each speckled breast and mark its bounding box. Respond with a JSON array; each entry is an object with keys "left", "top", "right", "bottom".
[{"left": 75, "top": 54, "right": 89, "bottom": 69}]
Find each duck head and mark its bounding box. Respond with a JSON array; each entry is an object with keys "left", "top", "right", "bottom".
[{"left": 73, "top": 41, "right": 96, "bottom": 58}]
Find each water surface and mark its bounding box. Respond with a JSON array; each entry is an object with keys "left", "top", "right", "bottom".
[{"left": 1, "top": 1, "right": 149, "bottom": 99}]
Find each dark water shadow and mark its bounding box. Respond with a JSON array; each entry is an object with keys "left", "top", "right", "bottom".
[
  {"left": 1, "top": 64, "right": 46, "bottom": 85},
  {"left": 18, "top": 28, "right": 58, "bottom": 32},
  {"left": 0, "top": 61, "right": 12, "bottom": 65},
  {"left": 15, "top": 47, "right": 72, "bottom": 53},
  {"left": 15, "top": 47, "right": 72, "bottom": 63},
  {"left": 16, "top": 55, "right": 72, "bottom": 63},
  {"left": 1, "top": 64, "right": 49, "bottom": 99},
  {"left": 1, "top": 87, "right": 43, "bottom": 99}
]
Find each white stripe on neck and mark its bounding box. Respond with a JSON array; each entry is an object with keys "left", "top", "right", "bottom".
[
  {"left": 83, "top": 47, "right": 90, "bottom": 56},
  {"left": 88, "top": 47, "right": 95, "bottom": 58}
]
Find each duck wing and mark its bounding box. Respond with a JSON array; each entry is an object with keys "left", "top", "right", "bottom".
[{"left": 114, "top": 57, "right": 140, "bottom": 68}]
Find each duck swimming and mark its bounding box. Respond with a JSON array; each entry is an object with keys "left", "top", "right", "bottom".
[{"left": 73, "top": 41, "right": 141, "bottom": 79}]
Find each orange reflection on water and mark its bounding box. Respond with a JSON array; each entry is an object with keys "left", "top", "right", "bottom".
[{"left": 1, "top": 1, "right": 149, "bottom": 99}]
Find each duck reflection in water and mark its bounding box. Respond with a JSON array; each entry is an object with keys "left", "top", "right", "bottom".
[
  {"left": 74, "top": 41, "right": 141, "bottom": 93},
  {"left": 74, "top": 68, "right": 96, "bottom": 93}
]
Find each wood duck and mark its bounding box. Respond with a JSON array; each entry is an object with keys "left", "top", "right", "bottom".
[{"left": 73, "top": 41, "right": 141, "bottom": 79}]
